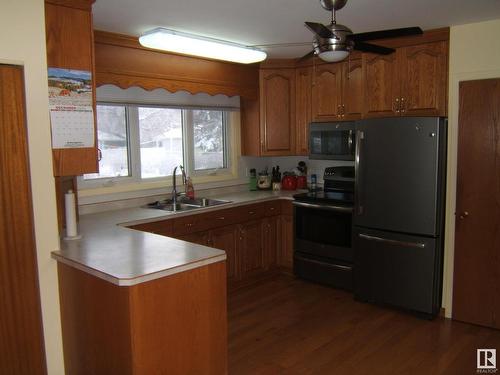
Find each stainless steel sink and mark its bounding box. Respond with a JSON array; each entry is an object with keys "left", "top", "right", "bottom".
[
  {"left": 179, "top": 197, "right": 231, "bottom": 208},
  {"left": 143, "top": 197, "right": 232, "bottom": 212}
]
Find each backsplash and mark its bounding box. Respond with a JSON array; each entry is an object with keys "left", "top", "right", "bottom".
[{"left": 79, "top": 155, "right": 353, "bottom": 214}]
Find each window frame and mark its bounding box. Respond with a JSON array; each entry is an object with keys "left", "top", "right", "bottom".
[{"left": 78, "top": 102, "right": 234, "bottom": 190}]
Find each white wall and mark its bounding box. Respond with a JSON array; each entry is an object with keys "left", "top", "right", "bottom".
[
  {"left": 442, "top": 19, "right": 500, "bottom": 318},
  {"left": 0, "top": 0, "right": 64, "bottom": 373}
]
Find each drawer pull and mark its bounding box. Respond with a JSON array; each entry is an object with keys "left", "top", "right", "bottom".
[
  {"left": 270, "top": 207, "right": 275, "bottom": 211},
  {"left": 186, "top": 223, "right": 193, "bottom": 227},
  {"left": 248, "top": 211, "right": 255, "bottom": 215},
  {"left": 217, "top": 216, "right": 225, "bottom": 220}
]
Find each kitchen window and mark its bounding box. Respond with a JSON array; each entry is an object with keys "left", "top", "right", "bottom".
[{"left": 80, "top": 103, "right": 232, "bottom": 188}]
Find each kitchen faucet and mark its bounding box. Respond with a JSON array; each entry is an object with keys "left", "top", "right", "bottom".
[{"left": 171, "top": 165, "right": 187, "bottom": 209}]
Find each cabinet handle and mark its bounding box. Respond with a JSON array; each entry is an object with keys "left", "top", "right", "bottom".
[
  {"left": 269, "top": 207, "right": 275, "bottom": 211},
  {"left": 97, "top": 148, "right": 102, "bottom": 162},
  {"left": 217, "top": 216, "right": 225, "bottom": 220},
  {"left": 341, "top": 104, "right": 345, "bottom": 118},
  {"left": 395, "top": 98, "right": 400, "bottom": 113},
  {"left": 248, "top": 211, "right": 255, "bottom": 215},
  {"left": 186, "top": 223, "right": 193, "bottom": 227},
  {"left": 400, "top": 97, "right": 406, "bottom": 113}
]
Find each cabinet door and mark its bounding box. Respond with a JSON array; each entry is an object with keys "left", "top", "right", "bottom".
[
  {"left": 341, "top": 58, "right": 363, "bottom": 120},
  {"left": 362, "top": 53, "right": 400, "bottom": 118},
  {"left": 279, "top": 215, "right": 294, "bottom": 269},
  {"left": 295, "top": 66, "right": 312, "bottom": 155},
  {"left": 239, "top": 220, "right": 265, "bottom": 278},
  {"left": 45, "top": 1, "right": 98, "bottom": 176},
  {"left": 259, "top": 69, "right": 296, "bottom": 156},
  {"left": 399, "top": 41, "right": 448, "bottom": 116},
  {"left": 262, "top": 216, "right": 279, "bottom": 269},
  {"left": 312, "top": 63, "right": 342, "bottom": 121},
  {"left": 209, "top": 225, "right": 239, "bottom": 282}
]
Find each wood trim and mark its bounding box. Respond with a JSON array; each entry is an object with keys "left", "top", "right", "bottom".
[
  {"left": 94, "top": 30, "right": 259, "bottom": 99},
  {"left": 0, "top": 65, "right": 47, "bottom": 375},
  {"left": 45, "top": 0, "right": 95, "bottom": 11}
]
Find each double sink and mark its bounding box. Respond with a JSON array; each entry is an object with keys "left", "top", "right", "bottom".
[{"left": 144, "top": 197, "right": 232, "bottom": 213}]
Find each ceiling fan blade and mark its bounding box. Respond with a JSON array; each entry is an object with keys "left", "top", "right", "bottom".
[
  {"left": 305, "top": 22, "right": 333, "bottom": 39},
  {"left": 353, "top": 41, "right": 395, "bottom": 55},
  {"left": 297, "top": 50, "right": 316, "bottom": 62},
  {"left": 350, "top": 27, "right": 423, "bottom": 42}
]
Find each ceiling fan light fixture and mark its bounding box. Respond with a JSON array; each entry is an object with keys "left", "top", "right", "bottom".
[
  {"left": 318, "top": 49, "right": 349, "bottom": 62},
  {"left": 139, "top": 27, "right": 267, "bottom": 64}
]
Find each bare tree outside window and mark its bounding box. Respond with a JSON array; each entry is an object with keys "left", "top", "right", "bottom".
[
  {"left": 138, "top": 107, "right": 183, "bottom": 178},
  {"left": 193, "top": 110, "right": 225, "bottom": 171},
  {"left": 84, "top": 105, "right": 129, "bottom": 179}
]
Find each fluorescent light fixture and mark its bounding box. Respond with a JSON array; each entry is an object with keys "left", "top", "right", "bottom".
[{"left": 139, "top": 27, "right": 267, "bottom": 64}]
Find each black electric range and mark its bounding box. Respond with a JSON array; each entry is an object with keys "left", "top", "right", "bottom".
[{"left": 292, "top": 166, "right": 355, "bottom": 291}]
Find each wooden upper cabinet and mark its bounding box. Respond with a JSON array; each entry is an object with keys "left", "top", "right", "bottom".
[
  {"left": 311, "top": 58, "right": 363, "bottom": 122},
  {"left": 362, "top": 52, "right": 400, "bottom": 118},
  {"left": 295, "top": 66, "right": 312, "bottom": 155},
  {"left": 45, "top": 0, "right": 98, "bottom": 176},
  {"left": 342, "top": 58, "right": 363, "bottom": 120},
  {"left": 363, "top": 40, "right": 448, "bottom": 118},
  {"left": 259, "top": 69, "right": 296, "bottom": 156},
  {"left": 399, "top": 41, "right": 448, "bottom": 116},
  {"left": 311, "top": 63, "right": 342, "bottom": 121}
]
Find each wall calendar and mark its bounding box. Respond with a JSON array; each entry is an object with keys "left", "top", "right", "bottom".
[{"left": 48, "top": 67, "right": 94, "bottom": 149}]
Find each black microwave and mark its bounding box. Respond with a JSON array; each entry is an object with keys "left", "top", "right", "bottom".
[{"left": 309, "top": 121, "right": 356, "bottom": 160}]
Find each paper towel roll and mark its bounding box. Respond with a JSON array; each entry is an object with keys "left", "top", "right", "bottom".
[{"left": 65, "top": 189, "right": 78, "bottom": 239}]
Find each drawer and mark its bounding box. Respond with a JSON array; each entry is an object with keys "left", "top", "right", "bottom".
[
  {"left": 129, "top": 220, "right": 173, "bottom": 237},
  {"left": 172, "top": 214, "right": 204, "bottom": 236},
  {"left": 232, "top": 202, "right": 267, "bottom": 222},
  {"left": 263, "top": 201, "right": 281, "bottom": 216}
]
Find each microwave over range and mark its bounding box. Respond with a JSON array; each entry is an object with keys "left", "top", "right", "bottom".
[{"left": 309, "top": 121, "right": 355, "bottom": 161}]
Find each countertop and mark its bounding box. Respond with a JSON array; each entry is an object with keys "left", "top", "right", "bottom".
[{"left": 52, "top": 190, "right": 299, "bottom": 286}]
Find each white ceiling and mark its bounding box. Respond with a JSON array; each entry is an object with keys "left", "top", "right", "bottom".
[{"left": 93, "top": 0, "right": 500, "bottom": 59}]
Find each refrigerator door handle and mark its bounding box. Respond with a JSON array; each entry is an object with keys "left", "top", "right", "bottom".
[
  {"left": 358, "top": 233, "right": 426, "bottom": 249},
  {"left": 355, "top": 130, "right": 364, "bottom": 215}
]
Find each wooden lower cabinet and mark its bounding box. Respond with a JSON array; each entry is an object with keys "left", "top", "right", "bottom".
[
  {"left": 239, "top": 219, "right": 266, "bottom": 278},
  {"left": 263, "top": 216, "right": 279, "bottom": 269},
  {"left": 279, "top": 215, "right": 294, "bottom": 269},
  {"left": 57, "top": 261, "right": 227, "bottom": 375},
  {"left": 209, "top": 225, "right": 239, "bottom": 282},
  {"left": 137, "top": 201, "right": 294, "bottom": 285}
]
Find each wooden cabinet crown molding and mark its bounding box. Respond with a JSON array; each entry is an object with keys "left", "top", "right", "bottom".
[{"left": 94, "top": 30, "right": 259, "bottom": 99}]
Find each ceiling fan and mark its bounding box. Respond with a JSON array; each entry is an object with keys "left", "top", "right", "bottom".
[{"left": 301, "top": 0, "right": 423, "bottom": 62}]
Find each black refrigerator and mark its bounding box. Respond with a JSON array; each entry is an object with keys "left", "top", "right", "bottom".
[{"left": 353, "top": 117, "right": 447, "bottom": 317}]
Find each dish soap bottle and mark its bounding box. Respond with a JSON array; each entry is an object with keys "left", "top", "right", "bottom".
[{"left": 185, "top": 177, "right": 195, "bottom": 199}]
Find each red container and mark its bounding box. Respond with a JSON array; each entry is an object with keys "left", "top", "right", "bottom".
[
  {"left": 281, "top": 175, "right": 297, "bottom": 190},
  {"left": 296, "top": 175, "right": 307, "bottom": 189}
]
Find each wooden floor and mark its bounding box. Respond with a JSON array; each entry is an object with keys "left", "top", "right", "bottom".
[{"left": 228, "top": 274, "right": 500, "bottom": 375}]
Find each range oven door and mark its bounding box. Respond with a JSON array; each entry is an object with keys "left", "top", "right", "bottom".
[{"left": 293, "top": 201, "right": 353, "bottom": 262}]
